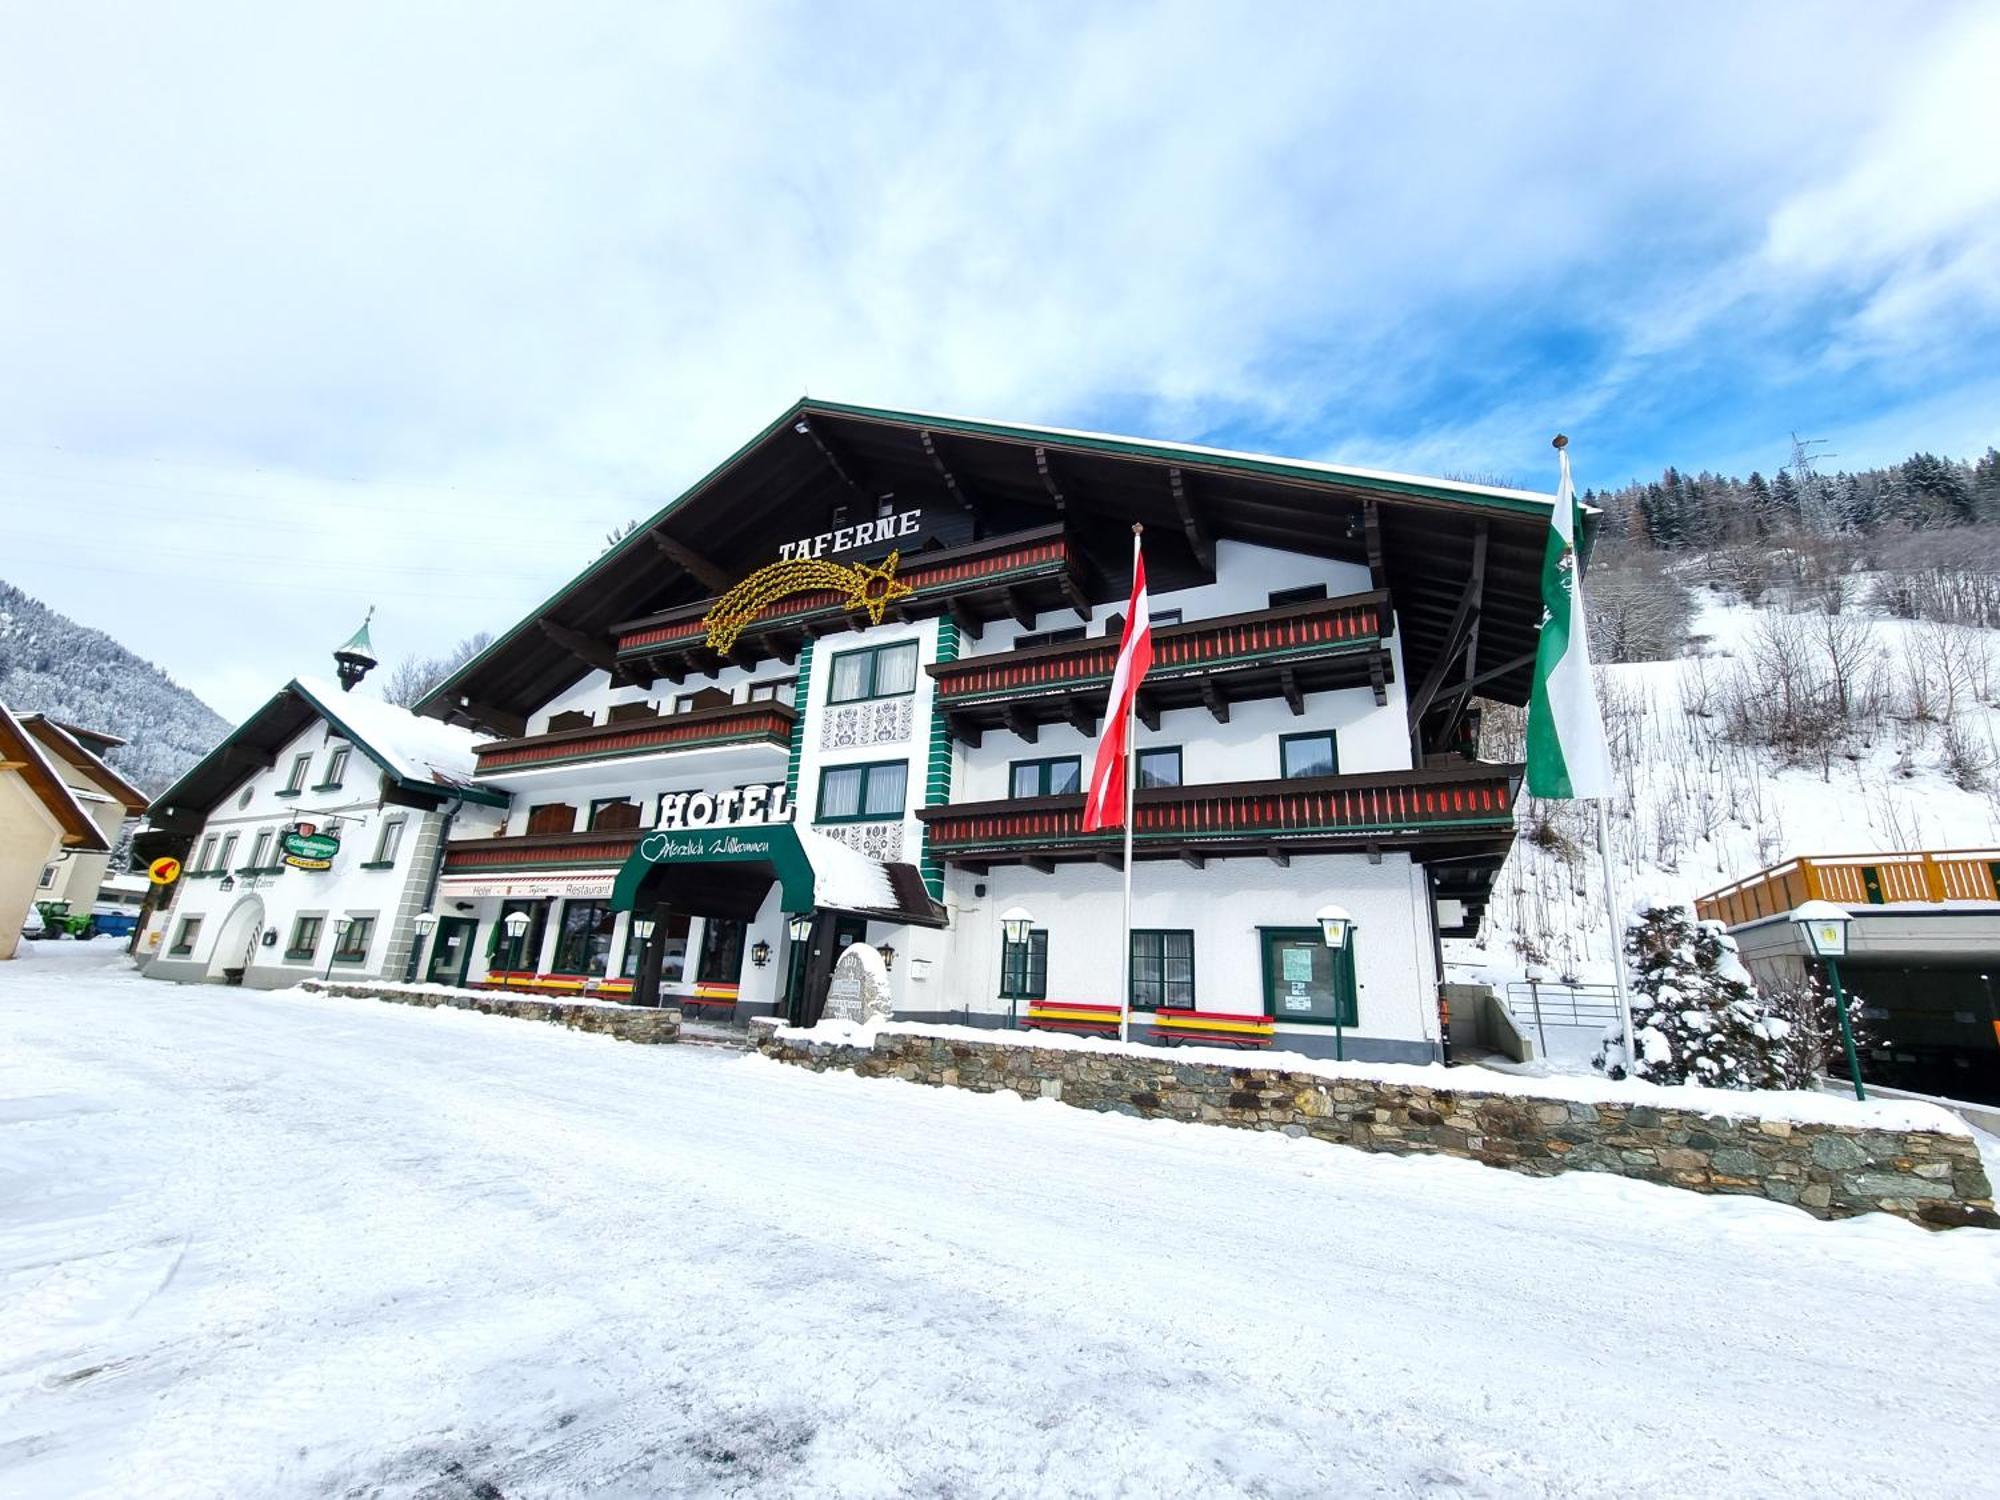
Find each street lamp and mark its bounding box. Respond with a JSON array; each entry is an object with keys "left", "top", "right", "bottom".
[
  {"left": 502, "top": 908, "right": 533, "bottom": 972},
  {"left": 413, "top": 911, "right": 438, "bottom": 936},
  {"left": 787, "top": 912, "right": 813, "bottom": 944},
  {"left": 1000, "top": 906, "right": 1034, "bottom": 946},
  {"left": 1792, "top": 900, "right": 1865, "bottom": 1101},
  {"left": 1316, "top": 904, "right": 1356, "bottom": 1061},
  {"left": 632, "top": 915, "right": 657, "bottom": 943},
  {"left": 325, "top": 915, "right": 352, "bottom": 982}
]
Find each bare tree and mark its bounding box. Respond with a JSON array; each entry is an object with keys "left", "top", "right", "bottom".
[{"left": 383, "top": 631, "right": 495, "bottom": 708}]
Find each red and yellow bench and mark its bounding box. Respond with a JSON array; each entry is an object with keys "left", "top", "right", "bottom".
[
  {"left": 1022, "top": 1000, "right": 1122, "bottom": 1037},
  {"left": 682, "top": 982, "right": 740, "bottom": 1013},
  {"left": 1151, "top": 1010, "right": 1276, "bottom": 1048}
]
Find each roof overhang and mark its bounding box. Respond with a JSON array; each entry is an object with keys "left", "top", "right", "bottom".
[{"left": 420, "top": 399, "right": 1562, "bottom": 731}]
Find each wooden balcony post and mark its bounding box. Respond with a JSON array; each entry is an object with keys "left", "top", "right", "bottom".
[{"left": 1921, "top": 852, "right": 1948, "bottom": 903}]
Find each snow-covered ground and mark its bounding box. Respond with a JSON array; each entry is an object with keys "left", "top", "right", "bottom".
[
  {"left": 1460, "top": 586, "right": 2000, "bottom": 990},
  {"left": 5, "top": 943, "right": 1999, "bottom": 1499}
]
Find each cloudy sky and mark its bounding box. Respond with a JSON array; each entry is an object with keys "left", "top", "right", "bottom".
[{"left": 3, "top": 2, "right": 1996, "bottom": 718}]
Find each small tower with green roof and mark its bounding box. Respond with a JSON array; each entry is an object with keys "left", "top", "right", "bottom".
[{"left": 334, "top": 607, "right": 379, "bottom": 692}]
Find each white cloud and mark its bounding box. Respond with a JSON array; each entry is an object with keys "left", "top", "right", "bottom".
[{"left": 0, "top": 2, "right": 1992, "bottom": 716}]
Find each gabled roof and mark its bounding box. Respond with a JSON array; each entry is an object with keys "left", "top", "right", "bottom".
[
  {"left": 150, "top": 678, "right": 506, "bottom": 831},
  {"left": 0, "top": 700, "right": 113, "bottom": 851},
  {"left": 20, "top": 714, "right": 150, "bottom": 815},
  {"left": 419, "top": 398, "right": 1564, "bottom": 730}
]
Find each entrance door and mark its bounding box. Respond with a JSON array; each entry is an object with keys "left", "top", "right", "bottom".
[
  {"left": 785, "top": 914, "right": 871, "bottom": 1026},
  {"left": 1259, "top": 927, "right": 1357, "bottom": 1027},
  {"left": 426, "top": 916, "right": 476, "bottom": 988}
]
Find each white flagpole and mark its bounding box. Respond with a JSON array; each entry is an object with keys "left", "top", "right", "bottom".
[
  {"left": 1119, "top": 523, "right": 1141, "bottom": 1045},
  {"left": 1596, "top": 797, "right": 1639, "bottom": 1076}
]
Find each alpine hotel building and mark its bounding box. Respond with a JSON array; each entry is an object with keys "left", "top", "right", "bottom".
[{"left": 404, "top": 402, "right": 1545, "bottom": 1061}]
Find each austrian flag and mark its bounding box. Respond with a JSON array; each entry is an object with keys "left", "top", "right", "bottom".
[{"left": 1081, "top": 533, "right": 1154, "bottom": 830}]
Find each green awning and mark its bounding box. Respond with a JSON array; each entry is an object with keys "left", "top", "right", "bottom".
[{"left": 611, "top": 824, "right": 816, "bottom": 914}]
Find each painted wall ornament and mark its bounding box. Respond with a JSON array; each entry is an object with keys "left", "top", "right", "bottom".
[{"left": 703, "top": 551, "right": 913, "bottom": 652}]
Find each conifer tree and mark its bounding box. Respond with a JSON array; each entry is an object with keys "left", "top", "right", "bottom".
[{"left": 1595, "top": 902, "right": 1787, "bottom": 1088}]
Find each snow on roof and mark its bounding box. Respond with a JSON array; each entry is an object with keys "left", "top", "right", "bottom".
[
  {"left": 291, "top": 676, "right": 490, "bottom": 791},
  {"left": 813, "top": 399, "right": 1562, "bottom": 508},
  {"left": 792, "top": 822, "right": 898, "bottom": 912},
  {"left": 0, "top": 697, "right": 111, "bottom": 850}
]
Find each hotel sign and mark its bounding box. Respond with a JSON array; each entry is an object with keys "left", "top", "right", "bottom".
[
  {"left": 777, "top": 506, "right": 924, "bottom": 562},
  {"left": 655, "top": 781, "right": 794, "bottom": 830}
]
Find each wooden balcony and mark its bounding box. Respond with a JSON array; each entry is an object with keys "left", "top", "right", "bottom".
[
  {"left": 929, "top": 590, "right": 1391, "bottom": 744},
  {"left": 473, "top": 701, "right": 794, "bottom": 775},
  {"left": 612, "top": 524, "right": 1087, "bottom": 677},
  {"left": 916, "top": 762, "right": 1520, "bottom": 872},
  {"left": 443, "top": 829, "right": 643, "bottom": 877},
  {"left": 1697, "top": 849, "right": 2000, "bottom": 928}
]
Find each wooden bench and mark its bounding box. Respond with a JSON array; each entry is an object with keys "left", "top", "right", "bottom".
[
  {"left": 1151, "top": 1010, "right": 1276, "bottom": 1048},
  {"left": 1022, "top": 1000, "right": 1123, "bottom": 1037},
  {"left": 680, "top": 984, "right": 740, "bottom": 1013}
]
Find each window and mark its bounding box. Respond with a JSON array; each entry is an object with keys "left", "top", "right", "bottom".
[
  {"left": 282, "top": 753, "right": 311, "bottom": 794},
  {"left": 170, "top": 917, "right": 202, "bottom": 955},
  {"left": 197, "top": 834, "right": 219, "bottom": 872},
  {"left": 217, "top": 833, "right": 239, "bottom": 872},
  {"left": 1000, "top": 929, "right": 1048, "bottom": 1000},
  {"left": 748, "top": 678, "right": 795, "bottom": 703},
  {"left": 1280, "top": 731, "right": 1338, "bottom": 780},
  {"left": 525, "top": 803, "right": 577, "bottom": 836},
  {"left": 1268, "top": 584, "right": 1328, "bottom": 608},
  {"left": 1015, "top": 626, "right": 1086, "bottom": 650},
  {"left": 1150, "top": 609, "right": 1183, "bottom": 629},
  {"left": 622, "top": 912, "right": 690, "bottom": 980},
  {"left": 554, "top": 900, "right": 616, "bottom": 975},
  {"left": 38, "top": 864, "right": 57, "bottom": 888},
  {"left": 494, "top": 898, "right": 548, "bottom": 971},
  {"left": 697, "top": 918, "right": 746, "bottom": 984},
  {"left": 333, "top": 916, "right": 374, "bottom": 963},
  {"left": 588, "top": 798, "right": 641, "bottom": 832},
  {"left": 365, "top": 818, "right": 405, "bottom": 867},
  {"left": 286, "top": 915, "right": 323, "bottom": 962},
  {"left": 1136, "top": 747, "right": 1183, "bottom": 789},
  {"left": 827, "top": 640, "right": 918, "bottom": 703},
  {"left": 1130, "top": 930, "right": 1195, "bottom": 1011},
  {"left": 1009, "top": 756, "right": 1082, "bottom": 799},
  {"left": 817, "top": 760, "right": 908, "bottom": 822},
  {"left": 247, "top": 829, "right": 273, "bottom": 871},
  {"left": 316, "top": 745, "right": 350, "bottom": 789}
]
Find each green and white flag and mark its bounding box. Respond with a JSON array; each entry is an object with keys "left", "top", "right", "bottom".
[{"left": 1525, "top": 442, "right": 1613, "bottom": 800}]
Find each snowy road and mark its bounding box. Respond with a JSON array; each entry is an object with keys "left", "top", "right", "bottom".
[{"left": 3, "top": 945, "right": 1997, "bottom": 1498}]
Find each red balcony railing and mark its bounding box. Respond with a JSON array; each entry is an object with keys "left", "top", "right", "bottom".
[
  {"left": 930, "top": 590, "right": 1387, "bottom": 710},
  {"left": 615, "top": 525, "right": 1079, "bottom": 658},
  {"left": 442, "top": 830, "right": 643, "bottom": 876},
  {"left": 917, "top": 763, "right": 1518, "bottom": 865},
  {"left": 473, "top": 702, "right": 793, "bottom": 774}
]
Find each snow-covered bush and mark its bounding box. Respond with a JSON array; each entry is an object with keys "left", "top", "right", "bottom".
[
  {"left": 1761, "top": 969, "right": 1876, "bottom": 1090},
  {"left": 1595, "top": 902, "right": 1787, "bottom": 1088}
]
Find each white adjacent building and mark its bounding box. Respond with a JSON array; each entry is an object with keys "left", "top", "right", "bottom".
[
  {"left": 412, "top": 402, "right": 1545, "bottom": 1062},
  {"left": 138, "top": 631, "right": 503, "bottom": 988}
]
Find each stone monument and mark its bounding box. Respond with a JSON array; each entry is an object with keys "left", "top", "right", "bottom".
[{"left": 821, "top": 940, "right": 893, "bottom": 1024}]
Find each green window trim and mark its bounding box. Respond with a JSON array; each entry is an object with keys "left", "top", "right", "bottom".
[
  {"left": 825, "top": 639, "right": 920, "bottom": 704},
  {"left": 999, "top": 928, "right": 1048, "bottom": 1000},
  {"left": 1136, "top": 745, "right": 1183, "bottom": 789},
  {"left": 1008, "top": 756, "right": 1082, "bottom": 799},
  {"left": 356, "top": 860, "right": 396, "bottom": 871},
  {"left": 332, "top": 916, "right": 375, "bottom": 963},
  {"left": 815, "top": 759, "right": 909, "bottom": 824},
  {"left": 1129, "top": 929, "right": 1195, "bottom": 1012},
  {"left": 286, "top": 915, "right": 324, "bottom": 963},
  {"left": 1279, "top": 730, "right": 1339, "bottom": 780},
  {"left": 282, "top": 753, "right": 312, "bottom": 794},
  {"left": 1259, "top": 926, "right": 1359, "bottom": 1027}
]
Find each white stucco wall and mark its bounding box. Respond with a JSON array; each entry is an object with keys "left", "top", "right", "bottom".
[{"left": 1, "top": 775, "right": 67, "bottom": 961}]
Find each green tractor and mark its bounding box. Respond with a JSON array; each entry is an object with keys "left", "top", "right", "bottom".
[{"left": 33, "top": 900, "right": 96, "bottom": 940}]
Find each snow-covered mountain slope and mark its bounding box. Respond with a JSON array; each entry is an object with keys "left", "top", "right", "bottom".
[
  {"left": 1456, "top": 586, "right": 2000, "bottom": 986},
  {"left": 0, "top": 579, "right": 228, "bottom": 796}
]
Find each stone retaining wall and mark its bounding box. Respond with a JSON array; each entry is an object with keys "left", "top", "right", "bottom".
[
  {"left": 752, "top": 1022, "right": 1997, "bottom": 1229},
  {"left": 300, "top": 979, "right": 681, "bottom": 1044}
]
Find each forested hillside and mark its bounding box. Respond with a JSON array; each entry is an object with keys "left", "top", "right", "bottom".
[
  {"left": 1461, "top": 444, "right": 2000, "bottom": 985},
  {"left": 0, "top": 581, "right": 228, "bottom": 796}
]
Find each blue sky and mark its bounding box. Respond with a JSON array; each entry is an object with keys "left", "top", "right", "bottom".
[{"left": 2, "top": 1, "right": 1996, "bottom": 716}]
